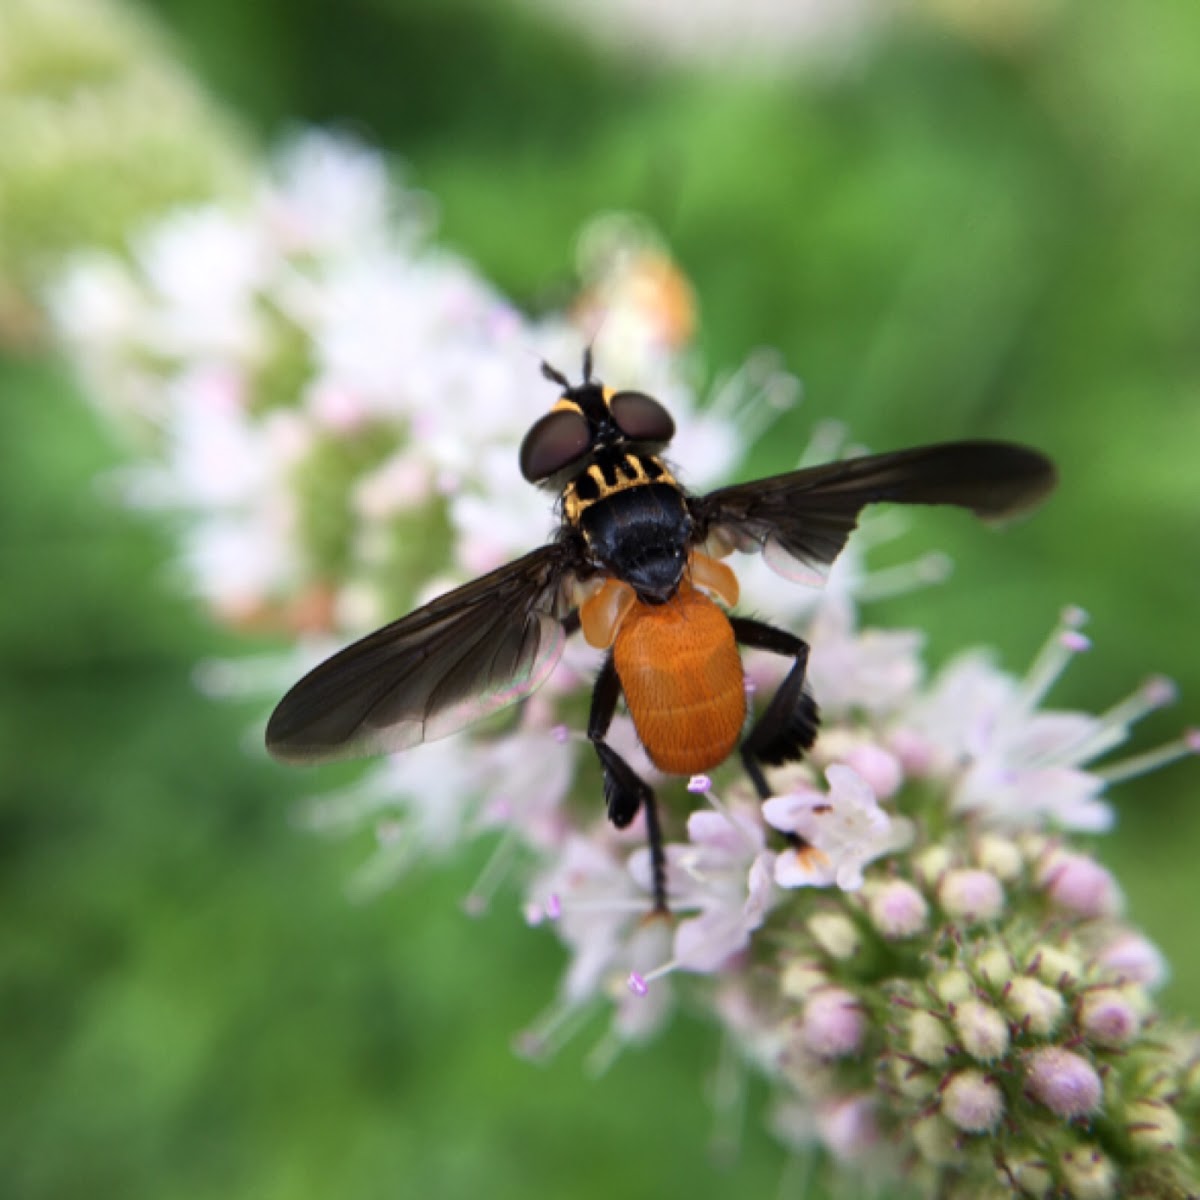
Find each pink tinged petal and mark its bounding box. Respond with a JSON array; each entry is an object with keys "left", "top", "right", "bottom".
[
  {"left": 1004, "top": 711, "right": 1102, "bottom": 764},
  {"left": 762, "top": 788, "right": 826, "bottom": 835},
  {"left": 627, "top": 843, "right": 689, "bottom": 898},
  {"left": 686, "top": 808, "right": 763, "bottom": 856},
  {"left": 744, "top": 853, "right": 776, "bottom": 922},
  {"left": 825, "top": 762, "right": 876, "bottom": 806},
  {"left": 954, "top": 763, "right": 1112, "bottom": 833},
  {"left": 673, "top": 909, "right": 750, "bottom": 973},
  {"left": 1024, "top": 1047, "right": 1103, "bottom": 1119}
]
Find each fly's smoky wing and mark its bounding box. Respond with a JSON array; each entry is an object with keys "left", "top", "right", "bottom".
[
  {"left": 265, "top": 543, "right": 575, "bottom": 764},
  {"left": 691, "top": 440, "right": 1056, "bottom": 585}
]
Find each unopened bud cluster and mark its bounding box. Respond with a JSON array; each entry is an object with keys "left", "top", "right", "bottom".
[{"left": 770, "top": 824, "right": 1200, "bottom": 1198}]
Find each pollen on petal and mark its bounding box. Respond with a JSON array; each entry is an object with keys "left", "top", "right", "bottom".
[{"left": 775, "top": 844, "right": 835, "bottom": 889}]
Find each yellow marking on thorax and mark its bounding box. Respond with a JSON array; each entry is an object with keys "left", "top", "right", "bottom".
[{"left": 561, "top": 454, "right": 677, "bottom": 528}]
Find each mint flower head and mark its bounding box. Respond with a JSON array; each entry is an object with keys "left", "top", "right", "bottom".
[{"left": 54, "top": 130, "right": 1199, "bottom": 1198}]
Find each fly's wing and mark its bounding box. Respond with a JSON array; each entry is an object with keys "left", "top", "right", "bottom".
[
  {"left": 691, "top": 440, "right": 1056, "bottom": 585},
  {"left": 265, "top": 543, "right": 575, "bottom": 764}
]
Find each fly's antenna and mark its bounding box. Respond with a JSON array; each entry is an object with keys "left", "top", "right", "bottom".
[
  {"left": 582, "top": 344, "right": 594, "bottom": 383},
  {"left": 541, "top": 360, "right": 572, "bottom": 390}
]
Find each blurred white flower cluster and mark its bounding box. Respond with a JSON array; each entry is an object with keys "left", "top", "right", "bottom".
[
  {"left": 53, "top": 134, "right": 750, "bottom": 631},
  {"left": 53, "top": 131, "right": 1199, "bottom": 1198},
  {"left": 521, "top": 0, "right": 1066, "bottom": 70}
]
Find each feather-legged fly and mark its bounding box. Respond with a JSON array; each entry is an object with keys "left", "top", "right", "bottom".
[{"left": 267, "top": 352, "right": 1056, "bottom": 910}]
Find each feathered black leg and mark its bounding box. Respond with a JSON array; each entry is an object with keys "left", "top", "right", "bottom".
[{"left": 730, "top": 617, "right": 820, "bottom": 801}]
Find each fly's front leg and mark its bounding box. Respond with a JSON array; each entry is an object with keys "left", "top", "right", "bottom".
[
  {"left": 588, "top": 653, "right": 668, "bottom": 912},
  {"left": 730, "top": 617, "right": 820, "bottom": 801}
]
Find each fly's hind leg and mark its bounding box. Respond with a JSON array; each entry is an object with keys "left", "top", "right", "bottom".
[
  {"left": 730, "top": 617, "right": 820, "bottom": 801},
  {"left": 588, "top": 653, "right": 669, "bottom": 912}
]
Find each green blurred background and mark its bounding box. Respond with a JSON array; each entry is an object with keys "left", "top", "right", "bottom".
[{"left": 3, "top": 0, "right": 1198, "bottom": 1196}]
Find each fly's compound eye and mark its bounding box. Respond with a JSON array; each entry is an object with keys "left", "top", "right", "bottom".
[
  {"left": 608, "top": 391, "right": 676, "bottom": 445},
  {"left": 519, "top": 409, "right": 592, "bottom": 481}
]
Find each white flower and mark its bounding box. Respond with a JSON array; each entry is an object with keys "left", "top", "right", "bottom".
[
  {"left": 629, "top": 803, "right": 777, "bottom": 973},
  {"left": 898, "top": 611, "right": 1179, "bottom": 832},
  {"left": 470, "top": 728, "right": 579, "bottom": 854},
  {"left": 134, "top": 206, "right": 268, "bottom": 360},
  {"left": 805, "top": 597, "right": 925, "bottom": 719},
  {"left": 302, "top": 733, "right": 483, "bottom": 855},
  {"left": 264, "top": 131, "right": 401, "bottom": 259},
  {"left": 527, "top": 834, "right": 649, "bottom": 1005},
  {"left": 765, "top": 764, "right": 914, "bottom": 890}
]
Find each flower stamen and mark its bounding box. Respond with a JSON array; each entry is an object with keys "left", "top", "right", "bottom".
[
  {"left": 1057, "top": 675, "right": 1179, "bottom": 767},
  {"left": 1093, "top": 728, "right": 1200, "bottom": 786},
  {"left": 514, "top": 997, "right": 596, "bottom": 1062},
  {"left": 462, "top": 827, "right": 521, "bottom": 916},
  {"left": 1016, "top": 605, "right": 1090, "bottom": 712},
  {"left": 854, "top": 551, "right": 953, "bottom": 602}
]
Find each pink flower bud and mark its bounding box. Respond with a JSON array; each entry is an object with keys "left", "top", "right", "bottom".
[
  {"left": 938, "top": 868, "right": 1005, "bottom": 922},
  {"left": 842, "top": 743, "right": 903, "bottom": 799},
  {"left": 1037, "top": 849, "right": 1122, "bottom": 918},
  {"left": 815, "top": 1094, "right": 879, "bottom": 1161},
  {"left": 801, "top": 987, "right": 866, "bottom": 1059},
  {"left": 1061, "top": 1148, "right": 1116, "bottom": 1199},
  {"left": 1025, "top": 1047, "right": 1102, "bottom": 1118},
  {"left": 942, "top": 1069, "right": 1005, "bottom": 1133},
  {"left": 868, "top": 880, "right": 929, "bottom": 940},
  {"left": 1096, "top": 931, "right": 1167, "bottom": 988},
  {"left": 953, "top": 1000, "right": 1010, "bottom": 1062},
  {"left": 1004, "top": 977, "right": 1065, "bottom": 1036},
  {"left": 1079, "top": 988, "right": 1141, "bottom": 1047}
]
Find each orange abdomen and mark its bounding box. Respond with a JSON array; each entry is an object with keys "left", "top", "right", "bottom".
[{"left": 613, "top": 583, "right": 746, "bottom": 775}]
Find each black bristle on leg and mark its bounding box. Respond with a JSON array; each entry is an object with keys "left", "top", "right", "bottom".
[
  {"left": 731, "top": 616, "right": 819, "bottom": 801},
  {"left": 752, "top": 689, "right": 820, "bottom": 767}
]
